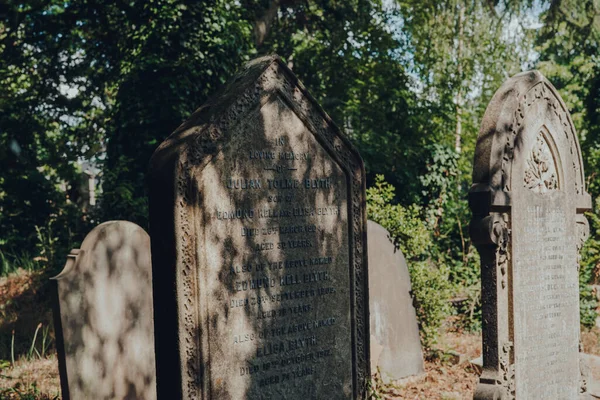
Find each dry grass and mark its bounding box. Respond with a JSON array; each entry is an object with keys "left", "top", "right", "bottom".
[
  {"left": 0, "top": 268, "right": 60, "bottom": 399},
  {"left": 0, "top": 354, "right": 60, "bottom": 399},
  {"left": 0, "top": 268, "right": 55, "bottom": 361}
]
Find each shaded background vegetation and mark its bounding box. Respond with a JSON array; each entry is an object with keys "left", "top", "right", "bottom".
[{"left": 2, "top": 0, "right": 600, "bottom": 354}]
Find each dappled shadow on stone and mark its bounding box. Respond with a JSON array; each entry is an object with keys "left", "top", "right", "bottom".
[
  {"left": 52, "top": 221, "right": 156, "bottom": 400},
  {"left": 470, "top": 71, "right": 592, "bottom": 399},
  {"left": 149, "top": 55, "right": 368, "bottom": 399}
]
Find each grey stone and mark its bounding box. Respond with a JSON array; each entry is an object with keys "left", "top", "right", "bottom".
[
  {"left": 581, "top": 354, "right": 600, "bottom": 398},
  {"left": 148, "top": 55, "right": 369, "bottom": 399},
  {"left": 470, "top": 356, "right": 483, "bottom": 375},
  {"left": 367, "top": 220, "right": 423, "bottom": 383},
  {"left": 52, "top": 221, "right": 156, "bottom": 400},
  {"left": 469, "top": 71, "right": 592, "bottom": 399},
  {"left": 445, "top": 350, "right": 467, "bottom": 366}
]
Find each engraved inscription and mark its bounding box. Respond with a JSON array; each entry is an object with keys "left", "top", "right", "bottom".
[
  {"left": 198, "top": 97, "right": 352, "bottom": 398},
  {"left": 513, "top": 202, "right": 579, "bottom": 399},
  {"left": 470, "top": 73, "right": 590, "bottom": 400}
]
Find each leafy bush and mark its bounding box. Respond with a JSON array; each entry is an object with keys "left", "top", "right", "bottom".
[
  {"left": 418, "top": 144, "right": 483, "bottom": 332},
  {"left": 367, "top": 175, "right": 430, "bottom": 260},
  {"left": 367, "top": 174, "right": 452, "bottom": 351},
  {"left": 409, "top": 261, "right": 453, "bottom": 352},
  {"left": 580, "top": 200, "right": 600, "bottom": 328}
]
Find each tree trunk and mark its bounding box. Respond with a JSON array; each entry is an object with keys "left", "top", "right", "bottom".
[
  {"left": 254, "top": 0, "right": 281, "bottom": 48},
  {"left": 455, "top": 1, "right": 464, "bottom": 154}
]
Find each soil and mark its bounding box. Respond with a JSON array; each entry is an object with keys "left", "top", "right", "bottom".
[{"left": 372, "top": 332, "right": 481, "bottom": 399}]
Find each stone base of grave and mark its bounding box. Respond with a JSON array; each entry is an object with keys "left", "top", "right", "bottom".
[
  {"left": 473, "top": 375, "right": 509, "bottom": 400},
  {"left": 472, "top": 368, "right": 593, "bottom": 399}
]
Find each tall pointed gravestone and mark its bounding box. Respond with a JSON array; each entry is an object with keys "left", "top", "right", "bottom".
[
  {"left": 470, "top": 71, "right": 592, "bottom": 399},
  {"left": 149, "top": 55, "right": 369, "bottom": 399}
]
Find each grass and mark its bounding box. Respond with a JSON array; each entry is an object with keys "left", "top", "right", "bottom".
[
  {"left": 0, "top": 354, "right": 60, "bottom": 399},
  {"left": 0, "top": 266, "right": 60, "bottom": 399},
  {"left": 0, "top": 245, "right": 62, "bottom": 399},
  {"left": 0, "top": 251, "right": 41, "bottom": 277},
  {"left": 0, "top": 323, "right": 60, "bottom": 400}
]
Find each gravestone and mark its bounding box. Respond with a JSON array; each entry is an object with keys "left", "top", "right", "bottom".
[
  {"left": 52, "top": 221, "right": 156, "bottom": 400},
  {"left": 149, "top": 55, "right": 369, "bottom": 399},
  {"left": 367, "top": 220, "right": 423, "bottom": 383},
  {"left": 469, "top": 71, "right": 592, "bottom": 399}
]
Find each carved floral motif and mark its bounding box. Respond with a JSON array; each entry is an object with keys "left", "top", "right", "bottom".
[
  {"left": 499, "top": 341, "right": 515, "bottom": 400},
  {"left": 493, "top": 213, "right": 510, "bottom": 290},
  {"left": 502, "top": 82, "right": 583, "bottom": 195},
  {"left": 524, "top": 132, "right": 558, "bottom": 194}
]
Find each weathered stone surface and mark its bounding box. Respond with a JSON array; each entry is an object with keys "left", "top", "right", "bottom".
[
  {"left": 367, "top": 220, "right": 423, "bottom": 383},
  {"left": 52, "top": 221, "right": 156, "bottom": 400},
  {"left": 148, "top": 55, "right": 369, "bottom": 399},
  {"left": 469, "top": 71, "right": 592, "bottom": 399}
]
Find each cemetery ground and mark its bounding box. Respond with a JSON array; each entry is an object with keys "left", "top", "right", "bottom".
[{"left": 3, "top": 267, "right": 600, "bottom": 399}]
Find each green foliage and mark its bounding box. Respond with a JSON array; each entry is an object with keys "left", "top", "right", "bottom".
[
  {"left": 367, "top": 175, "right": 430, "bottom": 260},
  {"left": 367, "top": 175, "right": 452, "bottom": 351},
  {"left": 91, "top": 1, "right": 256, "bottom": 226},
  {"left": 535, "top": 0, "right": 600, "bottom": 329},
  {"left": 366, "top": 375, "right": 384, "bottom": 400},
  {"left": 2, "top": 0, "right": 600, "bottom": 351},
  {"left": 580, "top": 201, "right": 600, "bottom": 328},
  {"left": 418, "top": 144, "right": 482, "bottom": 331},
  {"left": 25, "top": 323, "right": 51, "bottom": 361},
  {"left": 410, "top": 261, "right": 453, "bottom": 352},
  {"left": 0, "top": 251, "right": 39, "bottom": 277},
  {"left": 0, "top": 382, "right": 59, "bottom": 400}
]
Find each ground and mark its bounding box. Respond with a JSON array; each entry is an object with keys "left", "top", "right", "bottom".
[
  {"left": 0, "top": 356, "right": 60, "bottom": 399},
  {"left": 1, "top": 268, "right": 600, "bottom": 399},
  {"left": 372, "top": 332, "right": 481, "bottom": 399}
]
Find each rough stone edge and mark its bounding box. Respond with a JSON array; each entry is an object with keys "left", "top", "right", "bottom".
[
  {"left": 148, "top": 55, "right": 370, "bottom": 399},
  {"left": 469, "top": 70, "right": 592, "bottom": 400}
]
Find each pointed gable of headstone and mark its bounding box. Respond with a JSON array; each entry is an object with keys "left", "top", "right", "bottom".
[
  {"left": 149, "top": 55, "right": 369, "bottom": 399},
  {"left": 52, "top": 221, "right": 156, "bottom": 400},
  {"left": 469, "top": 71, "right": 592, "bottom": 399}
]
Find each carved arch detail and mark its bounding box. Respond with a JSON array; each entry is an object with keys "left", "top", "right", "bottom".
[
  {"left": 500, "top": 78, "right": 584, "bottom": 195},
  {"left": 523, "top": 126, "right": 561, "bottom": 194}
]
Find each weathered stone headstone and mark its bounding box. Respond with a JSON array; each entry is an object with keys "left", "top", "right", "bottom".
[
  {"left": 149, "top": 55, "right": 369, "bottom": 399},
  {"left": 367, "top": 220, "right": 423, "bottom": 383},
  {"left": 52, "top": 221, "right": 156, "bottom": 400},
  {"left": 469, "top": 71, "right": 592, "bottom": 399}
]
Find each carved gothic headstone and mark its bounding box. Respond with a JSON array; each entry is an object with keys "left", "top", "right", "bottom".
[
  {"left": 52, "top": 221, "right": 157, "bottom": 400},
  {"left": 470, "top": 71, "right": 592, "bottom": 399},
  {"left": 148, "top": 55, "right": 369, "bottom": 399},
  {"left": 367, "top": 220, "right": 424, "bottom": 383}
]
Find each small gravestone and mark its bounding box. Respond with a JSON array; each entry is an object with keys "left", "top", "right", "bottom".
[
  {"left": 52, "top": 221, "right": 157, "bottom": 400},
  {"left": 367, "top": 220, "right": 423, "bottom": 383},
  {"left": 149, "top": 55, "right": 369, "bottom": 399},
  {"left": 470, "top": 71, "right": 592, "bottom": 399}
]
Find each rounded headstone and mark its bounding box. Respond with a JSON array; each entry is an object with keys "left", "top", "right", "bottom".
[
  {"left": 367, "top": 220, "right": 424, "bottom": 383},
  {"left": 52, "top": 221, "right": 156, "bottom": 400}
]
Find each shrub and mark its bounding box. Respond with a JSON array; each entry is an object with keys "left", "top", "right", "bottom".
[
  {"left": 580, "top": 199, "right": 600, "bottom": 328},
  {"left": 367, "top": 174, "right": 452, "bottom": 351}
]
